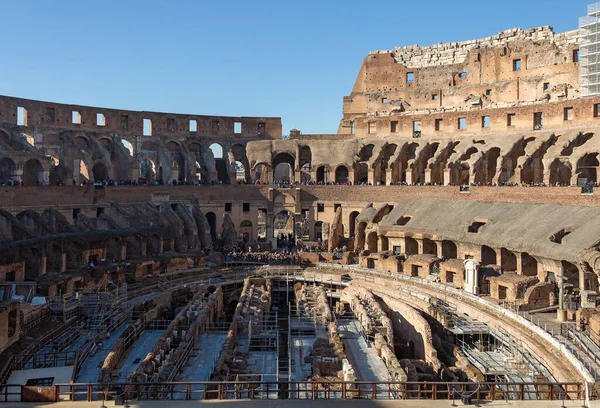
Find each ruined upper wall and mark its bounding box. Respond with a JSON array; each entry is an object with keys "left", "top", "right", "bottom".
[
  {"left": 377, "top": 27, "right": 581, "bottom": 69},
  {"left": 339, "top": 26, "right": 584, "bottom": 136},
  {"left": 0, "top": 94, "right": 282, "bottom": 140}
]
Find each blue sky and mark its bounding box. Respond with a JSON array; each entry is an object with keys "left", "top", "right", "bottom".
[{"left": 0, "top": 0, "right": 591, "bottom": 135}]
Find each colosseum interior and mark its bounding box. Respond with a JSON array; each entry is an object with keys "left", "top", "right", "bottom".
[{"left": 4, "top": 4, "right": 600, "bottom": 407}]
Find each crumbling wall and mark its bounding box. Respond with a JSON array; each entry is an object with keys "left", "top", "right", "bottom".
[{"left": 295, "top": 283, "right": 333, "bottom": 326}]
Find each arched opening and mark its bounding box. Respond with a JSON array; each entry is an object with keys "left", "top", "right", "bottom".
[
  {"left": 349, "top": 211, "right": 360, "bottom": 238},
  {"left": 46, "top": 244, "right": 63, "bottom": 273},
  {"left": 106, "top": 237, "right": 123, "bottom": 261},
  {"left": 481, "top": 245, "right": 497, "bottom": 266},
  {"left": 147, "top": 234, "right": 161, "bottom": 256},
  {"left": 441, "top": 240, "right": 457, "bottom": 259},
  {"left": 166, "top": 141, "right": 186, "bottom": 182},
  {"left": 500, "top": 248, "right": 517, "bottom": 271},
  {"left": 65, "top": 243, "right": 82, "bottom": 270},
  {"left": 23, "top": 158, "right": 44, "bottom": 185},
  {"left": 75, "top": 136, "right": 89, "bottom": 150},
  {"left": 355, "top": 163, "right": 368, "bottom": 184},
  {"left": 50, "top": 164, "right": 67, "bottom": 186},
  {"left": 126, "top": 236, "right": 143, "bottom": 260},
  {"left": 0, "top": 157, "right": 17, "bottom": 184},
  {"left": 405, "top": 237, "right": 419, "bottom": 255},
  {"left": 367, "top": 232, "right": 378, "bottom": 253},
  {"left": 316, "top": 166, "right": 326, "bottom": 183},
  {"left": 314, "top": 221, "right": 323, "bottom": 242},
  {"left": 240, "top": 220, "right": 253, "bottom": 243},
  {"left": 422, "top": 238, "right": 437, "bottom": 255},
  {"left": 79, "top": 161, "right": 90, "bottom": 184},
  {"left": 273, "top": 153, "right": 295, "bottom": 183},
  {"left": 92, "top": 162, "right": 109, "bottom": 182},
  {"left": 335, "top": 165, "right": 349, "bottom": 184},
  {"left": 561, "top": 260, "right": 580, "bottom": 290},
  {"left": 140, "top": 158, "right": 156, "bottom": 183},
  {"left": 380, "top": 235, "right": 389, "bottom": 252},
  {"left": 521, "top": 252, "right": 538, "bottom": 277},
  {"left": 206, "top": 212, "right": 217, "bottom": 241},
  {"left": 299, "top": 146, "right": 312, "bottom": 183},
  {"left": 356, "top": 222, "right": 367, "bottom": 249},
  {"left": 121, "top": 139, "right": 134, "bottom": 157},
  {"left": 235, "top": 161, "right": 246, "bottom": 183},
  {"left": 23, "top": 247, "right": 43, "bottom": 281},
  {"left": 549, "top": 159, "right": 572, "bottom": 185},
  {"left": 210, "top": 143, "right": 228, "bottom": 183},
  {"left": 576, "top": 153, "right": 599, "bottom": 184},
  {"left": 274, "top": 162, "right": 293, "bottom": 183}
]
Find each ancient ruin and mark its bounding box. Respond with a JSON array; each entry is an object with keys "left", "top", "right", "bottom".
[{"left": 3, "top": 3, "right": 600, "bottom": 405}]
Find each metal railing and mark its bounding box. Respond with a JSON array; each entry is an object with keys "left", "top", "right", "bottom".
[{"left": 23, "top": 381, "right": 584, "bottom": 402}]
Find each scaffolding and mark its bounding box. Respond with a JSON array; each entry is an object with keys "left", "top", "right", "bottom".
[{"left": 579, "top": 3, "right": 600, "bottom": 96}]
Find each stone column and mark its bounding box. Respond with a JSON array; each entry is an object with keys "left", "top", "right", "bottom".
[
  {"left": 386, "top": 169, "right": 393, "bottom": 185},
  {"left": 515, "top": 252, "right": 523, "bottom": 274},
  {"left": 570, "top": 173, "right": 579, "bottom": 187},
  {"left": 40, "top": 171, "right": 50, "bottom": 186},
  {"left": 513, "top": 167, "right": 521, "bottom": 185},
  {"left": 435, "top": 240, "right": 443, "bottom": 258},
  {"left": 416, "top": 238, "right": 424, "bottom": 255},
  {"left": 405, "top": 169, "right": 412, "bottom": 185},
  {"left": 443, "top": 168, "right": 451, "bottom": 186},
  {"left": 12, "top": 164, "right": 23, "bottom": 182},
  {"left": 424, "top": 169, "right": 432, "bottom": 184},
  {"left": 368, "top": 168, "right": 375, "bottom": 185}
]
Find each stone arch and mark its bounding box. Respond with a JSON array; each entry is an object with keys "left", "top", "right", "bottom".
[
  {"left": 74, "top": 135, "right": 89, "bottom": 150},
  {"left": 422, "top": 238, "right": 437, "bottom": 255},
  {"left": 576, "top": 153, "right": 599, "bottom": 183},
  {"left": 92, "top": 161, "right": 110, "bottom": 182},
  {"left": 356, "top": 221, "right": 367, "bottom": 249},
  {"left": 253, "top": 163, "right": 270, "bottom": 183},
  {"left": 405, "top": 237, "right": 418, "bottom": 255},
  {"left": 240, "top": 220, "right": 253, "bottom": 242},
  {"left": 23, "top": 246, "right": 43, "bottom": 280},
  {"left": 299, "top": 146, "right": 312, "bottom": 182},
  {"left": 0, "top": 129, "right": 10, "bottom": 146},
  {"left": 481, "top": 245, "right": 497, "bottom": 266},
  {"left": 206, "top": 212, "right": 217, "bottom": 241},
  {"left": 273, "top": 152, "right": 295, "bottom": 182},
  {"left": 500, "top": 248, "right": 517, "bottom": 271},
  {"left": 380, "top": 235, "right": 389, "bottom": 252},
  {"left": 314, "top": 221, "right": 324, "bottom": 242},
  {"left": 335, "top": 165, "right": 349, "bottom": 184},
  {"left": 209, "top": 143, "right": 228, "bottom": 183},
  {"left": 166, "top": 141, "right": 186, "bottom": 182},
  {"left": 0, "top": 157, "right": 16, "bottom": 184},
  {"left": 349, "top": 211, "right": 360, "bottom": 238},
  {"left": 561, "top": 260, "right": 580, "bottom": 290},
  {"left": 521, "top": 252, "right": 538, "bottom": 277},
  {"left": 106, "top": 236, "right": 124, "bottom": 261},
  {"left": 316, "top": 165, "right": 327, "bottom": 183},
  {"left": 442, "top": 240, "right": 457, "bottom": 259},
  {"left": 23, "top": 158, "right": 44, "bottom": 185},
  {"left": 65, "top": 242, "right": 82, "bottom": 269},
  {"left": 147, "top": 234, "right": 161, "bottom": 257},
  {"left": 549, "top": 159, "right": 572, "bottom": 185},
  {"left": 46, "top": 244, "right": 63, "bottom": 273},
  {"left": 141, "top": 158, "right": 156, "bottom": 183},
  {"left": 49, "top": 154, "right": 68, "bottom": 186},
  {"left": 126, "top": 235, "right": 143, "bottom": 260}
]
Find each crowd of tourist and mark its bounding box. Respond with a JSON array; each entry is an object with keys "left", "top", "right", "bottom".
[{"left": 223, "top": 248, "right": 302, "bottom": 265}]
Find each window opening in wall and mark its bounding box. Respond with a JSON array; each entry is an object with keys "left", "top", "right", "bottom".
[
  {"left": 435, "top": 118, "right": 442, "bottom": 131},
  {"left": 390, "top": 121, "right": 398, "bottom": 133},
  {"left": 482, "top": 116, "right": 491, "bottom": 128},
  {"left": 96, "top": 207, "right": 104, "bottom": 217},
  {"left": 257, "top": 122, "right": 266, "bottom": 133},
  {"left": 317, "top": 203, "right": 325, "bottom": 212},
  {"left": 382, "top": 97, "right": 388, "bottom": 104},
  {"left": 486, "top": 89, "right": 493, "bottom": 96},
  {"left": 166, "top": 118, "right": 175, "bottom": 131},
  {"left": 234, "top": 121, "right": 242, "bottom": 133},
  {"left": 334, "top": 203, "right": 341, "bottom": 211},
  {"left": 351, "top": 121, "right": 355, "bottom": 135},
  {"left": 594, "top": 104, "right": 600, "bottom": 118},
  {"left": 564, "top": 107, "right": 573, "bottom": 121},
  {"left": 468, "top": 220, "right": 487, "bottom": 233},
  {"left": 498, "top": 285, "right": 508, "bottom": 300},
  {"left": 5, "top": 271, "right": 15, "bottom": 282},
  {"left": 543, "top": 82, "right": 551, "bottom": 90},
  {"left": 507, "top": 113, "right": 516, "bottom": 127},
  {"left": 458, "top": 117, "right": 467, "bottom": 130},
  {"left": 513, "top": 59, "right": 522, "bottom": 71},
  {"left": 72, "top": 111, "right": 81, "bottom": 124},
  {"left": 432, "top": 94, "right": 439, "bottom": 100},
  {"left": 120, "top": 115, "right": 129, "bottom": 129},
  {"left": 393, "top": 246, "right": 402, "bottom": 255},
  {"left": 143, "top": 119, "right": 152, "bottom": 136},
  {"left": 368, "top": 122, "right": 376, "bottom": 134},
  {"left": 189, "top": 119, "right": 197, "bottom": 132},
  {"left": 550, "top": 227, "right": 574, "bottom": 244},
  {"left": 413, "top": 120, "right": 421, "bottom": 137},
  {"left": 406, "top": 72, "right": 414, "bottom": 83},
  {"left": 17, "top": 107, "right": 27, "bottom": 126},
  {"left": 396, "top": 216, "right": 411, "bottom": 226},
  {"left": 72, "top": 208, "right": 81, "bottom": 219},
  {"left": 211, "top": 120, "right": 220, "bottom": 133},
  {"left": 225, "top": 203, "right": 232, "bottom": 212},
  {"left": 459, "top": 72, "right": 468, "bottom": 79},
  {"left": 243, "top": 203, "right": 250, "bottom": 212},
  {"left": 533, "top": 112, "right": 543, "bottom": 130},
  {"left": 573, "top": 49, "right": 580, "bottom": 63},
  {"left": 96, "top": 113, "right": 106, "bottom": 126}
]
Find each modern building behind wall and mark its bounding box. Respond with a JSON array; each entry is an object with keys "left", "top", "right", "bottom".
[{"left": 1, "top": 2, "right": 600, "bottom": 405}]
